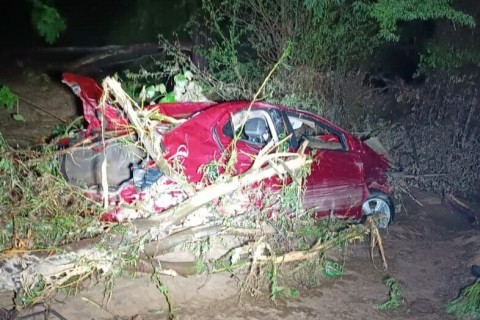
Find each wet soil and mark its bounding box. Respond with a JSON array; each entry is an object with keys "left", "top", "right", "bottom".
[
  {"left": 0, "top": 60, "right": 79, "bottom": 147},
  {"left": 0, "top": 189, "right": 478, "bottom": 320}
]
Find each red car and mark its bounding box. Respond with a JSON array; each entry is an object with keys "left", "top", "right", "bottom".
[{"left": 60, "top": 73, "right": 394, "bottom": 227}]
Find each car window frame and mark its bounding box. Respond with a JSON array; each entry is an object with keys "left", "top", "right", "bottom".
[
  {"left": 285, "top": 111, "right": 348, "bottom": 152},
  {"left": 223, "top": 107, "right": 281, "bottom": 148}
]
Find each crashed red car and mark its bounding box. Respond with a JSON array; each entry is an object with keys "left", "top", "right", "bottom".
[{"left": 60, "top": 73, "right": 394, "bottom": 227}]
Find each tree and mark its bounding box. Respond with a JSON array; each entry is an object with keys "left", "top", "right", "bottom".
[
  {"left": 197, "top": 0, "right": 475, "bottom": 71},
  {"left": 30, "top": 0, "right": 66, "bottom": 44}
]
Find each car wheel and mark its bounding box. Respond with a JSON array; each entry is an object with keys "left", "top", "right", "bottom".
[{"left": 361, "top": 192, "right": 395, "bottom": 228}]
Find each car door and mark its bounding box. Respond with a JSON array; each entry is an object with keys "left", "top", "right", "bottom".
[{"left": 285, "top": 111, "right": 366, "bottom": 219}]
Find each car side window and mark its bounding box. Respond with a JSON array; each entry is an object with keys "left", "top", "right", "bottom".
[
  {"left": 223, "top": 109, "right": 278, "bottom": 147},
  {"left": 287, "top": 114, "right": 345, "bottom": 151}
]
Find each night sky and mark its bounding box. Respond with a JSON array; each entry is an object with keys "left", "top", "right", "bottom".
[{"left": 0, "top": 0, "right": 190, "bottom": 47}]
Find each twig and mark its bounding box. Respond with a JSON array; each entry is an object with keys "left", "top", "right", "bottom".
[
  {"left": 222, "top": 227, "right": 276, "bottom": 236},
  {"left": 366, "top": 217, "right": 388, "bottom": 271},
  {"left": 99, "top": 91, "right": 109, "bottom": 209},
  {"left": 445, "top": 194, "right": 479, "bottom": 225}
]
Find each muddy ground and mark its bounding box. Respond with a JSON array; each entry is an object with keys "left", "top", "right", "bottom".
[
  {"left": 0, "top": 61, "right": 479, "bottom": 319},
  {"left": 0, "top": 189, "right": 478, "bottom": 319}
]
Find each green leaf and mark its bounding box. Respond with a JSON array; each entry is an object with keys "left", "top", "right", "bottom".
[
  {"left": 157, "top": 84, "right": 167, "bottom": 95},
  {"left": 375, "top": 277, "right": 404, "bottom": 310},
  {"left": 160, "top": 92, "right": 176, "bottom": 103},
  {"left": 174, "top": 74, "right": 187, "bottom": 83},
  {"left": 289, "top": 288, "right": 299, "bottom": 298},
  {"left": 445, "top": 279, "right": 480, "bottom": 317},
  {"left": 323, "top": 260, "right": 343, "bottom": 278},
  {"left": 145, "top": 85, "right": 157, "bottom": 99},
  {"left": 0, "top": 86, "right": 18, "bottom": 110},
  {"left": 12, "top": 114, "right": 25, "bottom": 122},
  {"left": 31, "top": 0, "right": 67, "bottom": 44}
]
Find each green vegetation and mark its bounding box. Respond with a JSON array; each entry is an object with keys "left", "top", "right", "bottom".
[
  {"left": 0, "top": 134, "right": 102, "bottom": 252},
  {"left": 323, "top": 259, "right": 344, "bottom": 278},
  {"left": 355, "top": 0, "right": 475, "bottom": 42},
  {"left": 267, "top": 262, "right": 299, "bottom": 301},
  {"left": 30, "top": 0, "right": 66, "bottom": 44},
  {"left": 0, "top": 86, "right": 24, "bottom": 122},
  {"left": 198, "top": 0, "right": 474, "bottom": 71},
  {"left": 376, "top": 276, "right": 404, "bottom": 310},
  {"left": 152, "top": 268, "right": 176, "bottom": 320},
  {"left": 420, "top": 43, "right": 480, "bottom": 70},
  {"left": 0, "top": 86, "right": 18, "bottom": 110},
  {"left": 51, "top": 116, "right": 84, "bottom": 139},
  {"left": 16, "top": 275, "right": 46, "bottom": 306},
  {"left": 114, "top": 0, "right": 476, "bottom": 116},
  {"left": 445, "top": 279, "right": 480, "bottom": 318},
  {"left": 154, "top": 0, "right": 472, "bottom": 121}
]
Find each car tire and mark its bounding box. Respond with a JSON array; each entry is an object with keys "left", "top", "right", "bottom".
[{"left": 360, "top": 191, "right": 395, "bottom": 228}]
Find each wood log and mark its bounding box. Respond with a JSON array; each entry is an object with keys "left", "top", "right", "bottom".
[
  {"left": 32, "top": 41, "right": 186, "bottom": 55},
  {"left": 63, "top": 42, "right": 192, "bottom": 71}
]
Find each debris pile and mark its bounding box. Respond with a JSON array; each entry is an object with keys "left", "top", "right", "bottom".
[{"left": 0, "top": 75, "right": 385, "bottom": 312}]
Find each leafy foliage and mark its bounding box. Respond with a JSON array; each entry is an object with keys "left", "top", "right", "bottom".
[
  {"left": 323, "top": 259, "right": 344, "bottom": 278},
  {"left": 186, "top": 0, "right": 475, "bottom": 118},
  {"left": 0, "top": 86, "right": 18, "bottom": 110},
  {"left": 194, "top": 0, "right": 266, "bottom": 96},
  {"left": 267, "top": 262, "right": 298, "bottom": 301},
  {"left": 198, "top": 0, "right": 474, "bottom": 73},
  {"left": 30, "top": 0, "right": 66, "bottom": 44},
  {"left": 419, "top": 43, "right": 480, "bottom": 70},
  {"left": 0, "top": 85, "right": 25, "bottom": 122},
  {"left": 363, "top": 0, "right": 474, "bottom": 41},
  {"left": 0, "top": 135, "right": 102, "bottom": 252},
  {"left": 375, "top": 277, "right": 404, "bottom": 309},
  {"left": 51, "top": 116, "right": 84, "bottom": 139},
  {"left": 122, "top": 69, "right": 208, "bottom": 104},
  {"left": 445, "top": 279, "right": 480, "bottom": 318}
]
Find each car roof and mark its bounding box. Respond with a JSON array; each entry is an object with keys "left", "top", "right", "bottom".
[
  {"left": 149, "top": 100, "right": 349, "bottom": 136},
  {"left": 212, "top": 101, "right": 350, "bottom": 135}
]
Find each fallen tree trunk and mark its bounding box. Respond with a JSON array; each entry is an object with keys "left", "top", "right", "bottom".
[
  {"left": 142, "top": 224, "right": 225, "bottom": 257},
  {"left": 52, "top": 43, "right": 184, "bottom": 54},
  {"left": 66, "top": 42, "right": 192, "bottom": 71}
]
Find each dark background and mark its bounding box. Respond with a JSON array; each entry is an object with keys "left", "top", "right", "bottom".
[
  {"left": 0, "top": 0, "right": 191, "bottom": 47},
  {"left": 1, "top": 0, "right": 479, "bottom": 82}
]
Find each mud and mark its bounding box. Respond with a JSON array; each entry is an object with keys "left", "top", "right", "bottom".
[{"left": 0, "top": 188, "right": 478, "bottom": 319}]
